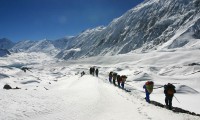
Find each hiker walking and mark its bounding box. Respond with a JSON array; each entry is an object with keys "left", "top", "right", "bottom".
[
  {"left": 143, "top": 81, "right": 154, "bottom": 103},
  {"left": 89, "top": 67, "right": 92, "bottom": 75},
  {"left": 92, "top": 67, "right": 95, "bottom": 76},
  {"left": 121, "top": 75, "right": 127, "bottom": 89},
  {"left": 95, "top": 68, "right": 99, "bottom": 77},
  {"left": 117, "top": 75, "right": 121, "bottom": 87},
  {"left": 164, "top": 83, "right": 176, "bottom": 110},
  {"left": 112, "top": 72, "right": 118, "bottom": 85},
  {"left": 81, "top": 71, "right": 85, "bottom": 77},
  {"left": 109, "top": 72, "right": 113, "bottom": 83}
]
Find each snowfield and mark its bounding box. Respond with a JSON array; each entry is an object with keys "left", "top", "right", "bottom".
[
  {"left": 0, "top": 49, "right": 200, "bottom": 120},
  {"left": 1, "top": 0, "right": 200, "bottom": 119}
]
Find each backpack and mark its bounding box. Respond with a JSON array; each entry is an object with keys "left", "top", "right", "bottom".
[
  {"left": 165, "top": 83, "right": 175, "bottom": 95},
  {"left": 121, "top": 75, "right": 127, "bottom": 82},
  {"left": 145, "top": 81, "right": 154, "bottom": 93}
]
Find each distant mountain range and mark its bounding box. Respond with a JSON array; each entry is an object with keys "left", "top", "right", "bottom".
[
  {"left": 0, "top": 38, "right": 15, "bottom": 49},
  {"left": 0, "top": 49, "right": 11, "bottom": 57},
  {"left": 1, "top": 0, "right": 200, "bottom": 59}
]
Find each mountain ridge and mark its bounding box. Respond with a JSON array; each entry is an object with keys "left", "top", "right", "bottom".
[
  {"left": 57, "top": 0, "right": 200, "bottom": 59},
  {"left": 1, "top": 0, "right": 200, "bottom": 59},
  {"left": 0, "top": 38, "right": 15, "bottom": 49}
]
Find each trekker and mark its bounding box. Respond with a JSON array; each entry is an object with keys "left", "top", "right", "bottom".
[
  {"left": 112, "top": 72, "right": 118, "bottom": 85},
  {"left": 117, "top": 75, "right": 121, "bottom": 87},
  {"left": 121, "top": 75, "right": 127, "bottom": 89},
  {"left": 109, "top": 72, "right": 113, "bottom": 83},
  {"left": 164, "top": 83, "right": 176, "bottom": 110},
  {"left": 95, "top": 68, "right": 99, "bottom": 77},
  {"left": 81, "top": 71, "right": 85, "bottom": 77},
  {"left": 92, "top": 67, "right": 95, "bottom": 76},
  {"left": 89, "top": 67, "right": 92, "bottom": 75},
  {"left": 143, "top": 81, "right": 154, "bottom": 103}
]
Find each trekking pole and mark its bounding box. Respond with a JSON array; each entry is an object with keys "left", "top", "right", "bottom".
[
  {"left": 174, "top": 95, "right": 180, "bottom": 103},
  {"left": 153, "top": 86, "right": 164, "bottom": 89}
]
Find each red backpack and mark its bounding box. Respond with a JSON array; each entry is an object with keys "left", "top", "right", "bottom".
[{"left": 145, "top": 81, "right": 154, "bottom": 93}]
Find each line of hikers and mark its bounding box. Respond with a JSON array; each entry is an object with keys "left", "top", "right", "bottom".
[
  {"left": 105, "top": 71, "right": 176, "bottom": 110},
  {"left": 108, "top": 71, "right": 176, "bottom": 110},
  {"left": 89, "top": 67, "right": 99, "bottom": 77},
  {"left": 143, "top": 81, "right": 176, "bottom": 110},
  {"left": 108, "top": 71, "right": 127, "bottom": 89},
  {"left": 80, "top": 67, "right": 99, "bottom": 77}
]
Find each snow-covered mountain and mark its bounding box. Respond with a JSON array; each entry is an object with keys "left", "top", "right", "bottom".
[
  {"left": 56, "top": 26, "right": 106, "bottom": 59},
  {"left": 6, "top": 0, "right": 200, "bottom": 59},
  {"left": 11, "top": 37, "right": 74, "bottom": 55},
  {"left": 53, "top": 36, "right": 75, "bottom": 50},
  {"left": 26, "top": 39, "right": 59, "bottom": 55},
  {"left": 0, "top": 49, "right": 11, "bottom": 57},
  {"left": 0, "top": 38, "right": 15, "bottom": 49},
  {"left": 57, "top": 0, "right": 200, "bottom": 59},
  {"left": 11, "top": 39, "right": 59, "bottom": 55},
  {"left": 11, "top": 40, "right": 37, "bottom": 52}
]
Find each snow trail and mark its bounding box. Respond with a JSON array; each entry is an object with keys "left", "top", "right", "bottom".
[
  {"left": 1, "top": 52, "right": 200, "bottom": 120},
  {"left": 26, "top": 74, "right": 199, "bottom": 120}
]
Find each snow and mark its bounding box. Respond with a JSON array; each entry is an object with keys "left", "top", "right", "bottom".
[
  {"left": 1, "top": 0, "right": 200, "bottom": 119},
  {"left": 52, "top": 0, "right": 200, "bottom": 59},
  {"left": 1, "top": 49, "right": 200, "bottom": 120},
  {"left": 158, "top": 12, "right": 200, "bottom": 50}
]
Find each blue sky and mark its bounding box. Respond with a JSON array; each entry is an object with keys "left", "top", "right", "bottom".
[{"left": 0, "top": 0, "right": 144, "bottom": 42}]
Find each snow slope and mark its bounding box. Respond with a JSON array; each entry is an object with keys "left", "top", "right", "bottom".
[{"left": 0, "top": 47, "right": 200, "bottom": 120}]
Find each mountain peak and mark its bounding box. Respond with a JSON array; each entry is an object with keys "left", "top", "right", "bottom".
[{"left": 0, "top": 38, "right": 15, "bottom": 49}]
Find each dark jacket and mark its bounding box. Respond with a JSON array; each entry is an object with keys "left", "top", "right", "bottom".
[{"left": 164, "top": 84, "right": 176, "bottom": 97}]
